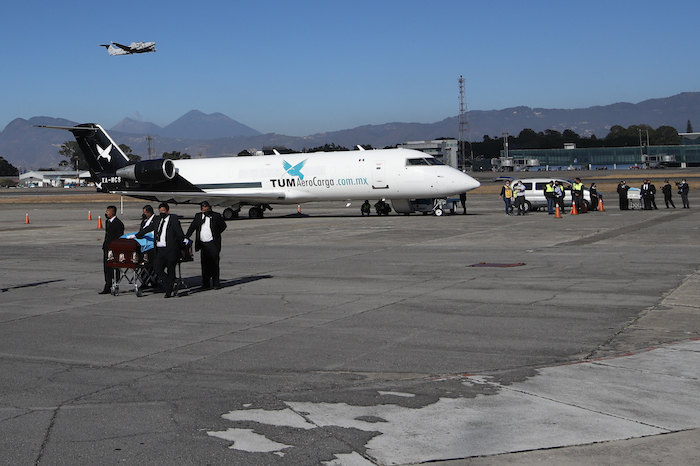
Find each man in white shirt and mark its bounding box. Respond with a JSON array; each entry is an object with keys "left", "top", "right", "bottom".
[
  {"left": 185, "top": 201, "right": 227, "bottom": 289},
  {"left": 137, "top": 202, "right": 184, "bottom": 298}
]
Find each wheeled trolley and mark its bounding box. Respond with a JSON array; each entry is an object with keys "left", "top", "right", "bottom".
[
  {"left": 106, "top": 238, "right": 156, "bottom": 297},
  {"left": 627, "top": 188, "right": 642, "bottom": 210},
  {"left": 106, "top": 236, "right": 194, "bottom": 297}
]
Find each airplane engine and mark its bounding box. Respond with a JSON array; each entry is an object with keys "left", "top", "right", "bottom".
[{"left": 116, "top": 159, "right": 176, "bottom": 184}]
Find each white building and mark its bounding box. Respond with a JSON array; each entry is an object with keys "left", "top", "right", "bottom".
[{"left": 19, "top": 170, "right": 91, "bottom": 187}]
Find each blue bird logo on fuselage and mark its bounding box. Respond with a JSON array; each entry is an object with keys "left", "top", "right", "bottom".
[{"left": 283, "top": 159, "right": 307, "bottom": 180}]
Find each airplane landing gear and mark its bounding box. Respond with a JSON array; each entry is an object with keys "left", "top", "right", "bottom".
[
  {"left": 223, "top": 207, "right": 239, "bottom": 220},
  {"left": 433, "top": 198, "right": 447, "bottom": 216}
]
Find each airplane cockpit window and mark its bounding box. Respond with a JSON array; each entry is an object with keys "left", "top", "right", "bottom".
[
  {"left": 406, "top": 157, "right": 445, "bottom": 166},
  {"left": 426, "top": 158, "right": 445, "bottom": 165},
  {"left": 407, "top": 158, "right": 430, "bottom": 166}
]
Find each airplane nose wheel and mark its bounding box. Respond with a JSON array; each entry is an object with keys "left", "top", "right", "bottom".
[{"left": 433, "top": 198, "right": 446, "bottom": 216}]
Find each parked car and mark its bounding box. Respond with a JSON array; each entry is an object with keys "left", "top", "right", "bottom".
[{"left": 510, "top": 178, "right": 592, "bottom": 212}]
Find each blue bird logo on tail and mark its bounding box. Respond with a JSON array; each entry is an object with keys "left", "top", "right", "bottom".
[{"left": 283, "top": 159, "right": 307, "bottom": 180}]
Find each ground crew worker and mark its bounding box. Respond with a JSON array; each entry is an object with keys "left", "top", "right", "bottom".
[
  {"left": 544, "top": 180, "right": 556, "bottom": 215},
  {"left": 361, "top": 200, "right": 371, "bottom": 216},
  {"left": 374, "top": 200, "right": 391, "bottom": 215},
  {"left": 572, "top": 178, "right": 584, "bottom": 212},
  {"left": 514, "top": 181, "right": 527, "bottom": 215},
  {"left": 554, "top": 181, "right": 566, "bottom": 213},
  {"left": 499, "top": 180, "right": 513, "bottom": 216}
]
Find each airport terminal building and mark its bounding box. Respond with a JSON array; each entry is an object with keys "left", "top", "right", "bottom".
[{"left": 494, "top": 132, "right": 700, "bottom": 171}]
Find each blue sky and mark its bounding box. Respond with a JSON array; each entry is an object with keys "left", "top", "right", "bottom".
[{"left": 2, "top": 0, "right": 698, "bottom": 136}]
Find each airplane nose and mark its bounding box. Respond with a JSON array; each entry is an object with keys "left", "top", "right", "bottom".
[{"left": 457, "top": 171, "right": 481, "bottom": 191}]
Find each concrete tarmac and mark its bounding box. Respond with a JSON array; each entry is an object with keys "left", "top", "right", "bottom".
[{"left": 1, "top": 192, "right": 699, "bottom": 465}]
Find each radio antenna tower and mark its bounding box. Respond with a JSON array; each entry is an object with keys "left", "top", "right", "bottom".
[
  {"left": 458, "top": 75, "right": 473, "bottom": 171},
  {"left": 146, "top": 135, "right": 154, "bottom": 159}
]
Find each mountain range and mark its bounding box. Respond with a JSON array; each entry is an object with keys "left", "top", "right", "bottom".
[{"left": 3, "top": 92, "right": 700, "bottom": 169}]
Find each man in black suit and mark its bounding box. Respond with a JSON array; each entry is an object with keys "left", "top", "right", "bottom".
[
  {"left": 138, "top": 204, "right": 156, "bottom": 287},
  {"left": 137, "top": 202, "right": 185, "bottom": 298},
  {"left": 140, "top": 204, "right": 155, "bottom": 230},
  {"left": 101, "top": 205, "right": 124, "bottom": 294},
  {"left": 186, "top": 201, "right": 227, "bottom": 289}
]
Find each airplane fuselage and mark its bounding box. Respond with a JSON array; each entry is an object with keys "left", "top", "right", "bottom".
[
  {"left": 169, "top": 148, "right": 480, "bottom": 204},
  {"left": 36, "top": 123, "right": 481, "bottom": 217}
]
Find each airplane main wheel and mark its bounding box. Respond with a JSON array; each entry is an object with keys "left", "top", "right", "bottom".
[
  {"left": 249, "top": 207, "right": 263, "bottom": 218},
  {"left": 223, "top": 207, "right": 238, "bottom": 220}
]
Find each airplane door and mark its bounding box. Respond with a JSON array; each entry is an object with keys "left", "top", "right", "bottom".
[{"left": 372, "top": 161, "right": 388, "bottom": 189}]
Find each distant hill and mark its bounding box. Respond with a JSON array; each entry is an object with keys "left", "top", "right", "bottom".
[
  {"left": 0, "top": 117, "right": 79, "bottom": 169},
  {"left": 111, "top": 110, "right": 261, "bottom": 139},
  {"left": 111, "top": 118, "right": 163, "bottom": 135},
  {"left": 3, "top": 93, "right": 700, "bottom": 168},
  {"left": 160, "top": 110, "right": 261, "bottom": 139}
]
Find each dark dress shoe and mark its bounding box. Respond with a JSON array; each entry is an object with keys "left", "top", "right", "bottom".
[
  {"left": 164, "top": 291, "right": 172, "bottom": 298},
  {"left": 99, "top": 289, "right": 110, "bottom": 295}
]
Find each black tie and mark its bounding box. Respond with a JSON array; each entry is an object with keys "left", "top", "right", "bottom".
[{"left": 157, "top": 217, "right": 165, "bottom": 243}]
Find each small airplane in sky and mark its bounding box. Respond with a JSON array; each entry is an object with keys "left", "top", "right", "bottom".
[
  {"left": 100, "top": 41, "right": 156, "bottom": 56},
  {"left": 36, "top": 124, "right": 481, "bottom": 218}
]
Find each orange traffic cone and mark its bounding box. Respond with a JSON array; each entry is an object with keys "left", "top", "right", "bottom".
[
  {"left": 88, "top": 210, "right": 92, "bottom": 220},
  {"left": 570, "top": 202, "right": 578, "bottom": 215},
  {"left": 598, "top": 198, "right": 605, "bottom": 211},
  {"left": 297, "top": 204, "right": 301, "bottom": 214},
  {"left": 97, "top": 215, "right": 103, "bottom": 229},
  {"left": 25, "top": 213, "right": 30, "bottom": 224},
  {"left": 554, "top": 205, "right": 562, "bottom": 218}
]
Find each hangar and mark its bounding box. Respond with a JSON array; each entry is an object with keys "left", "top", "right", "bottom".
[{"left": 19, "top": 170, "right": 91, "bottom": 187}]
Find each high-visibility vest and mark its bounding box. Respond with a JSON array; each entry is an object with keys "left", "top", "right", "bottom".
[
  {"left": 504, "top": 186, "right": 512, "bottom": 197},
  {"left": 572, "top": 182, "right": 583, "bottom": 194},
  {"left": 545, "top": 184, "right": 555, "bottom": 194}
]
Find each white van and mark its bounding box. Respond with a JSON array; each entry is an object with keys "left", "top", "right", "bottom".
[{"left": 510, "top": 178, "right": 592, "bottom": 212}]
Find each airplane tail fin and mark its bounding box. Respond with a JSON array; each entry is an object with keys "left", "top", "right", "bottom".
[
  {"left": 37, "top": 123, "right": 182, "bottom": 193},
  {"left": 35, "top": 123, "right": 132, "bottom": 177}
]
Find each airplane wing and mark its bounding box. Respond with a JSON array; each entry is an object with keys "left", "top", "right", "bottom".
[
  {"left": 112, "top": 42, "right": 132, "bottom": 51},
  {"left": 111, "top": 190, "right": 286, "bottom": 206}
]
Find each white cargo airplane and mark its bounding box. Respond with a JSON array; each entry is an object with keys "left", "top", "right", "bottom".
[{"left": 37, "top": 123, "right": 481, "bottom": 218}]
